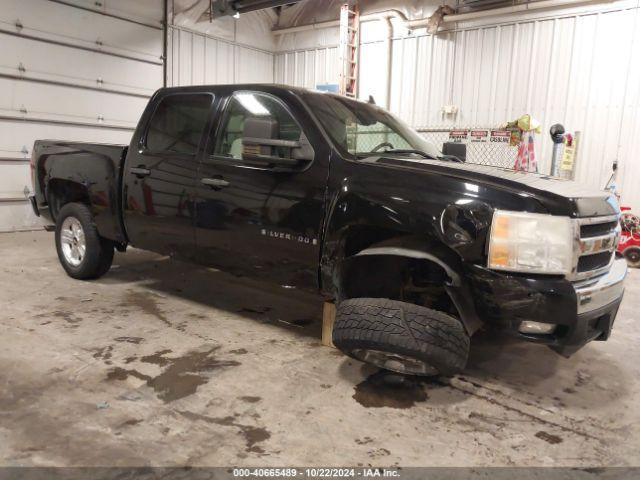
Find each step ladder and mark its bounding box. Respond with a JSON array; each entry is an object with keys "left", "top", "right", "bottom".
[{"left": 339, "top": 2, "right": 360, "bottom": 98}]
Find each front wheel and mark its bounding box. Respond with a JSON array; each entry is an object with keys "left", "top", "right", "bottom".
[
  {"left": 333, "top": 298, "right": 470, "bottom": 376},
  {"left": 55, "top": 202, "right": 114, "bottom": 280}
]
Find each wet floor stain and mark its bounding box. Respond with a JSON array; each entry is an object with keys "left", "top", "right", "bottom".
[
  {"left": 238, "top": 307, "right": 272, "bottom": 316},
  {"left": 239, "top": 396, "right": 261, "bottom": 404},
  {"left": 291, "top": 318, "right": 313, "bottom": 326},
  {"left": 140, "top": 349, "right": 173, "bottom": 366},
  {"left": 353, "top": 371, "right": 429, "bottom": 409},
  {"left": 368, "top": 447, "right": 391, "bottom": 458},
  {"left": 106, "top": 346, "right": 240, "bottom": 403},
  {"left": 230, "top": 348, "right": 248, "bottom": 355},
  {"left": 178, "top": 411, "right": 270, "bottom": 454},
  {"left": 355, "top": 437, "right": 374, "bottom": 445},
  {"left": 35, "top": 310, "right": 82, "bottom": 328},
  {"left": 92, "top": 346, "right": 113, "bottom": 361},
  {"left": 119, "top": 418, "right": 143, "bottom": 428},
  {"left": 535, "top": 431, "right": 563, "bottom": 444},
  {"left": 119, "top": 291, "right": 171, "bottom": 327},
  {"left": 114, "top": 337, "right": 144, "bottom": 344}
]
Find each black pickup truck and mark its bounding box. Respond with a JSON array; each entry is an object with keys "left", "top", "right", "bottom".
[{"left": 30, "top": 84, "right": 627, "bottom": 376}]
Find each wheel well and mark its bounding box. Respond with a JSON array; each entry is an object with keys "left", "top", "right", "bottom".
[
  {"left": 47, "top": 179, "right": 90, "bottom": 220},
  {"left": 339, "top": 254, "right": 460, "bottom": 319},
  {"left": 342, "top": 226, "right": 404, "bottom": 258}
]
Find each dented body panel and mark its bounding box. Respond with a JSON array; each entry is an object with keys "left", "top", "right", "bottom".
[{"left": 30, "top": 84, "right": 625, "bottom": 355}]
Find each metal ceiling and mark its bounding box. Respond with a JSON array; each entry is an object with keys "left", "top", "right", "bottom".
[{"left": 207, "top": 0, "right": 303, "bottom": 18}]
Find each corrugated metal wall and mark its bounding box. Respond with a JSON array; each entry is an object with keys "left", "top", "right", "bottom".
[
  {"left": 0, "top": 0, "right": 163, "bottom": 231},
  {"left": 275, "top": 2, "right": 640, "bottom": 210},
  {"left": 167, "top": 26, "right": 275, "bottom": 86},
  {"left": 274, "top": 47, "right": 340, "bottom": 88}
]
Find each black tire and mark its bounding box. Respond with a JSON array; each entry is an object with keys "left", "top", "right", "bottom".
[
  {"left": 333, "top": 298, "right": 469, "bottom": 376},
  {"left": 55, "top": 202, "right": 114, "bottom": 280},
  {"left": 624, "top": 247, "right": 640, "bottom": 268}
]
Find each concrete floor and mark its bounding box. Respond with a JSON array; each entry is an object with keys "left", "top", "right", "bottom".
[{"left": 1, "top": 230, "right": 639, "bottom": 468}]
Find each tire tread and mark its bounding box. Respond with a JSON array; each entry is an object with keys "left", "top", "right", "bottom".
[{"left": 333, "top": 298, "right": 469, "bottom": 375}]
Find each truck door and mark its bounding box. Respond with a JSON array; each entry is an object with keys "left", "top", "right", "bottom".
[
  {"left": 123, "top": 92, "right": 214, "bottom": 258},
  {"left": 194, "top": 90, "right": 328, "bottom": 290}
]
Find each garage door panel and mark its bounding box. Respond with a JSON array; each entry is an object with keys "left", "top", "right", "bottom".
[
  {"left": 0, "top": 120, "right": 133, "bottom": 159},
  {"left": 0, "top": 163, "right": 31, "bottom": 193},
  {"left": 0, "top": 1, "right": 161, "bottom": 232},
  {"left": 0, "top": 78, "right": 149, "bottom": 127},
  {"left": 59, "top": 0, "right": 164, "bottom": 25},
  {"left": 0, "top": 202, "right": 43, "bottom": 232},
  {"left": 0, "top": 0, "right": 162, "bottom": 63},
  {"left": 0, "top": 33, "right": 161, "bottom": 95}
]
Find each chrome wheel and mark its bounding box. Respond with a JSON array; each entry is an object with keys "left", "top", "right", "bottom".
[
  {"left": 351, "top": 349, "right": 439, "bottom": 376},
  {"left": 60, "top": 217, "right": 86, "bottom": 267}
]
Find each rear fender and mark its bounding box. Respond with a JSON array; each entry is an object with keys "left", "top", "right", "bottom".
[{"left": 42, "top": 145, "right": 126, "bottom": 243}]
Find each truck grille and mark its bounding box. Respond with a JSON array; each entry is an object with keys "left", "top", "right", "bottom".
[
  {"left": 577, "top": 252, "right": 614, "bottom": 272},
  {"left": 580, "top": 220, "right": 618, "bottom": 238},
  {"left": 571, "top": 215, "right": 620, "bottom": 281}
]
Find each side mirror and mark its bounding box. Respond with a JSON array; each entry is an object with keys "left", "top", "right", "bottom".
[
  {"left": 442, "top": 142, "right": 466, "bottom": 162},
  {"left": 241, "top": 116, "right": 313, "bottom": 169}
]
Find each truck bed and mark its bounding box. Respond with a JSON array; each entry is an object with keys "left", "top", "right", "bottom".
[{"left": 31, "top": 140, "right": 128, "bottom": 243}]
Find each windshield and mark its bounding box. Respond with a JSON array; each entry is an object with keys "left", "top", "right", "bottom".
[{"left": 301, "top": 92, "right": 441, "bottom": 159}]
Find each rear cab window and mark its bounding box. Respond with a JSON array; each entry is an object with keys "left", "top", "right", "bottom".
[{"left": 145, "top": 93, "right": 213, "bottom": 155}]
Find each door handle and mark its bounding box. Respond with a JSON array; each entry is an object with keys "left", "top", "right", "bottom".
[
  {"left": 130, "top": 167, "right": 150, "bottom": 178},
  {"left": 201, "top": 177, "right": 230, "bottom": 189}
]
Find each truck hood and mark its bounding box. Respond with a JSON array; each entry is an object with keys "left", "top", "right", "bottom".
[{"left": 365, "top": 156, "right": 619, "bottom": 218}]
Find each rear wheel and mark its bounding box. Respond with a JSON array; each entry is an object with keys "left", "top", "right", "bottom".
[
  {"left": 624, "top": 247, "right": 640, "bottom": 268},
  {"left": 333, "top": 298, "right": 469, "bottom": 376},
  {"left": 55, "top": 203, "right": 114, "bottom": 280}
]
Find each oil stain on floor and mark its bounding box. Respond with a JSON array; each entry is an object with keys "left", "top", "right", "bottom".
[
  {"left": 119, "top": 291, "right": 172, "bottom": 327},
  {"left": 106, "top": 346, "right": 240, "bottom": 403},
  {"left": 353, "top": 371, "right": 430, "bottom": 409},
  {"left": 535, "top": 431, "right": 564, "bottom": 444},
  {"left": 178, "top": 410, "right": 271, "bottom": 454}
]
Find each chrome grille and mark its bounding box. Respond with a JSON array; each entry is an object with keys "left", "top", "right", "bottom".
[{"left": 570, "top": 215, "right": 621, "bottom": 281}]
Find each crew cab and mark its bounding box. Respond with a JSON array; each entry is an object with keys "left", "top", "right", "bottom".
[{"left": 29, "top": 84, "right": 627, "bottom": 376}]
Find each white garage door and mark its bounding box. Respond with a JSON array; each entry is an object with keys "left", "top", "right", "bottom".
[{"left": 0, "top": 0, "right": 163, "bottom": 232}]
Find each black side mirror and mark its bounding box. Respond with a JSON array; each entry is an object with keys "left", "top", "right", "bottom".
[
  {"left": 442, "top": 142, "right": 466, "bottom": 162},
  {"left": 242, "top": 116, "right": 313, "bottom": 169}
]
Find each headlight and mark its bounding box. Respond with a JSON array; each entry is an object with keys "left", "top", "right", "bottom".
[{"left": 488, "top": 210, "right": 573, "bottom": 275}]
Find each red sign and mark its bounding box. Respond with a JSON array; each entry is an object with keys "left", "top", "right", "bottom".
[
  {"left": 470, "top": 130, "right": 489, "bottom": 143},
  {"left": 449, "top": 130, "right": 468, "bottom": 142},
  {"left": 490, "top": 130, "right": 511, "bottom": 143}
]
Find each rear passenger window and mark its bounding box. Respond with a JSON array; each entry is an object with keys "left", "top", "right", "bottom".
[{"left": 146, "top": 94, "right": 212, "bottom": 155}]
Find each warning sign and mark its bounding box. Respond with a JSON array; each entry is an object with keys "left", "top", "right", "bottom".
[
  {"left": 470, "top": 130, "right": 489, "bottom": 143},
  {"left": 561, "top": 133, "right": 579, "bottom": 172},
  {"left": 490, "top": 130, "right": 511, "bottom": 144},
  {"left": 449, "top": 130, "right": 469, "bottom": 143}
]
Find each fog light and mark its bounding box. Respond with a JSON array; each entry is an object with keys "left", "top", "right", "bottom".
[{"left": 518, "top": 321, "right": 557, "bottom": 334}]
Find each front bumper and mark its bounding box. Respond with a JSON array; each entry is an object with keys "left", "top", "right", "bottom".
[{"left": 467, "top": 257, "right": 627, "bottom": 356}]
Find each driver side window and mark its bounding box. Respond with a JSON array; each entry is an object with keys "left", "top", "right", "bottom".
[{"left": 213, "top": 92, "right": 301, "bottom": 160}]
